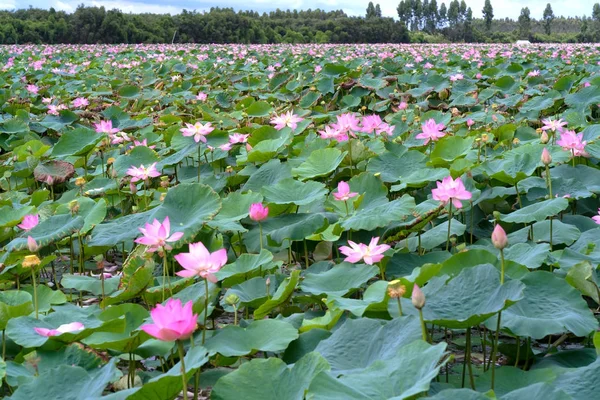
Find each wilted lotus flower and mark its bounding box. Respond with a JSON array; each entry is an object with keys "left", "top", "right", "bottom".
[{"left": 140, "top": 298, "right": 198, "bottom": 341}]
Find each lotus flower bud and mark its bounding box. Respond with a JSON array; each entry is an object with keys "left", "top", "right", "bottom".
[
  {"left": 492, "top": 224, "right": 508, "bottom": 250},
  {"left": 540, "top": 131, "right": 549, "bottom": 144},
  {"left": 411, "top": 284, "right": 426, "bottom": 310},
  {"left": 27, "top": 236, "right": 39, "bottom": 252},
  {"left": 541, "top": 148, "right": 552, "bottom": 165}
]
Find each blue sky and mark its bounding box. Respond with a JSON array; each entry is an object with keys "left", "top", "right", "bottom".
[{"left": 6, "top": 0, "right": 593, "bottom": 19}]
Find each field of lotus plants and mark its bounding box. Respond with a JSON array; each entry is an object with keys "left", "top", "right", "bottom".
[{"left": 1, "top": 42, "right": 600, "bottom": 399}]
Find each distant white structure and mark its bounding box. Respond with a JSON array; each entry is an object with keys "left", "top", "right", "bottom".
[{"left": 516, "top": 40, "right": 531, "bottom": 46}]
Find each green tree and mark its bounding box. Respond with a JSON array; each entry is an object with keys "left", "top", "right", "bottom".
[
  {"left": 366, "top": 2, "right": 377, "bottom": 18},
  {"left": 375, "top": 4, "right": 382, "bottom": 17},
  {"left": 438, "top": 2, "right": 447, "bottom": 28},
  {"left": 482, "top": 0, "right": 494, "bottom": 31},
  {"left": 543, "top": 3, "right": 555, "bottom": 35},
  {"left": 518, "top": 7, "right": 531, "bottom": 39}
]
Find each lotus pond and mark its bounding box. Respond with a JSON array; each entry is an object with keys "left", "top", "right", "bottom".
[{"left": 1, "top": 43, "right": 600, "bottom": 399}]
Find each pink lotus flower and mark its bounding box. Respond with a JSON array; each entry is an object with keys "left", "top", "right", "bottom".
[
  {"left": 180, "top": 122, "right": 214, "bottom": 143},
  {"left": 196, "top": 92, "right": 207, "bottom": 101},
  {"left": 592, "top": 209, "right": 600, "bottom": 224},
  {"left": 361, "top": 115, "right": 394, "bottom": 136},
  {"left": 557, "top": 130, "right": 589, "bottom": 157},
  {"left": 450, "top": 73, "right": 464, "bottom": 81},
  {"left": 528, "top": 70, "right": 541, "bottom": 77},
  {"left": 229, "top": 133, "right": 249, "bottom": 144},
  {"left": 249, "top": 203, "right": 269, "bottom": 222},
  {"left": 140, "top": 298, "right": 198, "bottom": 342},
  {"left": 270, "top": 111, "right": 304, "bottom": 130},
  {"left": 398, "top": 101, "right": 408, "bottom": 110},
  {"left": 431, "top": 176, "right": 472, "bottom": 209},
  {"left": 129, "top": 139, "right": 156, "bottom": 150},
  {"left": 26, "top": 84, "right": 39, "bottom": 94},
  {"left": 339, "top": 237, "right": 390, "bottom": 265},
  {"left": 72, "top": 97, "right": 89, "bottom": 108},
  {"left": 135, "top": 216, "right": 184, "bottom": 252},
  {"left": 541, "top": 118, "right": 567, "bottom": 133},
  {"left": 333, "top": 181, "right": 358, "bottom": 201},
  {"left": 94, "top": 120, "right": 119, "bottom": 134},
  {"left": 174, "top": 242, "right": 227, "bottom": 282},
  {"left": 34, "top": 322, "right": 84, "bottom": 337},
  {"left": 318, "top": 125, "right": 347, "bottom": 141},
  {"left": 332, "top": 113, "right": 361, "bottom": 136},
  {"left": 416, "top": 119, "right": 446, "bottom": 145},
  {"left": 127, "top": 162, "right": 161, "bottom": 183},
  {"left": 466, "top": 119, "right": 475, "bottom": 128},
  {"left": 18, "top": 214, "right": 39, "bottom": 230}
]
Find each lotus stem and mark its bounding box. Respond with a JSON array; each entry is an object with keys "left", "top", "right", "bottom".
[
  {"left": 177, "top": 340, "right": 189, "bottom": 400},
  {"left": 466, "top": 327, "right": 475, "bottom": 389},
  {"left": 197, "top": 145, "right": 201, "bottom": 183},
  {"left": 32, "top": 267, "right": 38, "bottom": 319},
  {"left": 515, "top": 336, "right": 521, "bottom": 367},
  {"left": 515, "top": 182, "right": 522, "bottom": 208},
  {"left": 202, "top": 279, "right": 209, "bottom": 345},
  {"left": 348, "top": 139, "right": 354, "bottom": 176},
  {"left": 446, "top": 202, "right": 453, "bottom": 252},
  {"left": 259, "top": 222, "right": 264, "bottom": 252},
  {"left": 491, "top": 311, "right": 502, "bottom": 390},
  {"left": 499, "top": 248, "right": 505, "bottom": 285},
  {"left": 379, "top": 262, "right": 385, "bottom": 281},
  {"left": 344, "top": 200, "right": 349, "bottom": 216},
  {"left": 396, "top": 297, "right": 402, "bottom": 317},
  {"left": 418, "top": 309, "right": 428, "bottom": 342},
  {"left": 100, "top": 267, "right": 105, "bottom": 310}
]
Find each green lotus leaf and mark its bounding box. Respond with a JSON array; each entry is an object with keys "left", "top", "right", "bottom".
[
  {"left": 211, "top": 352, "right": 329, "bottom": 400},
  {"left": 488, "top": 271, "right": 598, "bottom": 339},
  {"left": 306, "top": 341, "right": 447, "bottom": 400},
  {"left": 301, "top": 262, "right": 377, "bottom": 297},
  {"left": 398, "top": 264, "right": 525, "bottom": 328},
  {"left": 90, "top": 183, "right": 221, "bottom": 247},
  {"left": 205, "top": 319, "right": 299, "bottom": 357}
]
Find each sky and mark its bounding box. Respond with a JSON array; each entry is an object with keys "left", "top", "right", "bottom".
[{"left": 4, "top": 0, "right": 594, "bottom": 19}]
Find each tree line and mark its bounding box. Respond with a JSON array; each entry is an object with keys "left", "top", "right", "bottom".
[
  {"left": 399, "top": 0, "right": 600, "bottom": 43},
  {"left": 1, "top": 2, "right": 600, "bottom": 44},
  {"left": 0, "top": 5, "right": 409, "bottom": 45}
]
